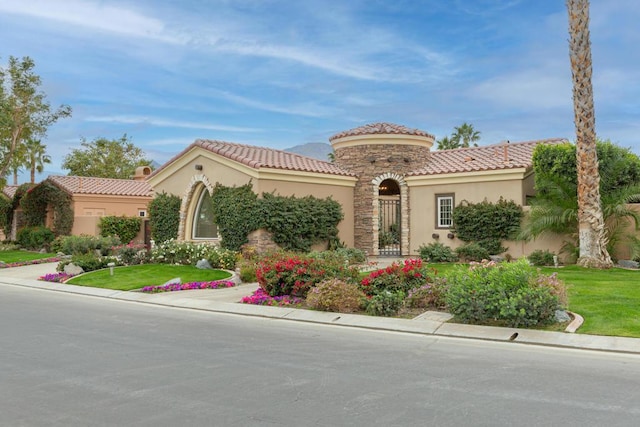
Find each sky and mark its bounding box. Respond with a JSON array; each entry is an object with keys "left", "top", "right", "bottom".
[{"left": 1, "top": 0, "right": 639, "bottom": 182}]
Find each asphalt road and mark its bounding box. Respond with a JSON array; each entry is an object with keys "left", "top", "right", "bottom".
[{"left": 2, "top": 284, "right": 639, "bottom": 427}]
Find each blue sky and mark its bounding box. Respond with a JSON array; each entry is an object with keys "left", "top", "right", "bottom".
[{"left": 1, "top": 0, "right": 639, "bottom": 182}]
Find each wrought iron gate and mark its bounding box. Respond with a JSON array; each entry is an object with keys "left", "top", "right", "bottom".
[{"left": 378, "top": 198, "right": 401, "bottom": 256}]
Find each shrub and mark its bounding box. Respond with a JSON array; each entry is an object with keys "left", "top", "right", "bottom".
[
  {"left": 16, "top": 226, "right": 55, "bottom": 250},
  {"left": 365, "top": 290, "right": 405, "bottom": 316},
  {"left": 52, "top": 234, "right": 121, "bottom": 255},
  {"left": 99, "top": 215, "right": 141, "bottom": 244},
  {"left": 477, "top": 238, "right": 506, "bottom": 255},
  {"left": 444, "top": 259, "right": 565, "bottom": 327},
  {"left": 238, "top": 261, "right": 257, "bottom": 283},
  {"left": 418, "top": 242, "right": 457, "bottom": 263},
  {"left": 112, "top": 243, "right": 148, "bottom": 265},
  {"left": 148, "top": 192, "right": 181, "bottom": 244},
  {"left": 455, "top": 243, "right": 490, "bottom": 262},
  {"left": 308, "top": 248, "right": 367, "bottom": 266},
  {"left": 360, "top": 258, "right": 433, "bottom": 296},
  {"left": 69, "top": 253, "right": 113, "bottom": 272},
  {"left": 404, "top": 278, "right": 448, "bottom": 310},
  {"left": 528, "top": 249, "right": 556, "bottom": 266},
  {"left": 306, "top": 279, "right": 366, "bottom": 313},
  {"left": 150, "top": 239, "right": 236, "bottom": 267},
  {"left": 205, "top": 247, "right": 238, "bottom": 270},
  {"left": 255, "top": 252, "right": 358, "bottom": 298}
]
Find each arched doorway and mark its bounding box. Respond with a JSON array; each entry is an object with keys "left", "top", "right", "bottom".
[{"left": 378, "top": 178, "right": 401, "bottom": 256}]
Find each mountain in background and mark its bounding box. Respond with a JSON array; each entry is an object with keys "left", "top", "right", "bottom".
[{"left": 285, "top": 142, "right": 333, "bottom": 161}]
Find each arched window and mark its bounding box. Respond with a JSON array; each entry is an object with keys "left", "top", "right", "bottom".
[{"left": 192, "top": 189, "right": 218, "bottom": 239}]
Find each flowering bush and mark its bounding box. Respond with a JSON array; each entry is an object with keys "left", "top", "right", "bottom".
[
  {"left": 240, "top": 288, "right": 303, "bottom": 306},
  {"left": 150, "top": 239, "right": 237, "bottom": 269},
  {"left": 141, "top": 280, "right": 235, "bottom": 293},
  {"left": 255, "top": 252, "right": 358, "bottom": 298},
  {"left": 360, "top": 258, "right": 433, "bottom": 296},
  {"left": 365, "top": 290, "right": 405, "bottom": 316},
  {"left": 444, "top": 258, "right": 566, "bottom": 327},
  {"left": 39, "top": 272, "right": 75, "bottom": 282},
  {"left": 306, "top": 279, "right": 365, "bottom": 313}
]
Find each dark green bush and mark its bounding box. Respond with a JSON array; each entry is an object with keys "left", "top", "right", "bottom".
[
  {"left": 149, "top": 192, "right": 181, "bottom": 244},
  {"left": 16, "top": 226, "right": 55, "bottom": 250},
  {"left": 99, "top": 215, "right": 141, "bottom": 244},
  {"left": 306, "top": 279, "right": 366, "bottom": 313},
  {"left": 455, "top": 243, "right": 490, "bottom": 262},
  {"left": 528, "top": 249, "right": 556, "bottom": 266},
  {"left": 365, "top": 290, "right": 405, "bottom": 316},
  {"left": 444, "top": 259, "right": 565, "bottom": 327},
  {"left": 69, "top": 253, "right": 112, "bottom": 272},
  {"left": 418, "top": 242, "right": 457, "bottom": 262}
]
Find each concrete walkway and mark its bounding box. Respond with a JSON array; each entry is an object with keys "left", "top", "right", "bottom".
[{"left": 2, "top": 262, "right": 640, "bottom": 355}]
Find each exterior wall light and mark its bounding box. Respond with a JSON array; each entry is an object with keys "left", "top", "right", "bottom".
[
  {"left": 447, "top": 233, "right": 455, "bottom": 239},
  {"left": 432, "top": 233, "right": 439, "bottom": 239}
]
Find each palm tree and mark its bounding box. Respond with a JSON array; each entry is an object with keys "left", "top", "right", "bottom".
[
  {"left": 451, "top": 122, "right": 480, "bottom": 148},
  {"left": 566, "top": 0, "right": 612, "bottom": 268},
  {"left": 24, "top": 138, "right": 50, "bottom": 183},
  {"left": 436, "top": 136, "right": 460, "bottom": 150}
]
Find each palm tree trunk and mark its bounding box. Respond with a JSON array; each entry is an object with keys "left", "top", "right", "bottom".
[{"left": 567, "top": 0, "right": 613, "bottom": 268}]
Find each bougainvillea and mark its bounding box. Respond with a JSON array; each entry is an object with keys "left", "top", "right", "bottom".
[{"left": 360, "top": 258, "right": 433, "bottom": 296}]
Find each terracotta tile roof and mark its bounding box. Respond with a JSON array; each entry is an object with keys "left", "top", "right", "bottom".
[
  {"left": 2, "top": 185, "right": 18, "bottom": 199},
  {"left": 329, "top": 122, "right": 435, "bottom": 141},
  {"left": 407, "top": 138, "right": 568, "bottom": 176},
  {"left": 47, "top": 175, "right": 153, "bottom": 197},
  {"left": 150, "top": 140, "right": 355, "bottom": 177}
]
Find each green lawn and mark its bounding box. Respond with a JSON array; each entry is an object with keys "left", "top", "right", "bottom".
[
  {"left": 539, "top": 266, "right": 640, "bottom": 337},
  {"left": 66, "top": 264, "right": 232, "bottom": 291},
  {"left": 0, "top": 251, "right": 57, "bottom": 263},
  {"left": 425, "top": 262, "right": 640, "bottom": 337}
]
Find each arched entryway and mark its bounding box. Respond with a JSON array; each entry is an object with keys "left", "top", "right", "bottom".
[{"left": 378, "top": 178, "right": 401, "bottom": 255}]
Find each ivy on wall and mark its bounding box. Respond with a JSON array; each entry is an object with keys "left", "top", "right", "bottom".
[
  {"left": 148, "top": 192, "right": 181, "bottom": 244},
  {"left": 210, "top": 182, "right": 343, "bottom": 252},
  {"left": 451, "top": 197, "right": 523, "bottom": 254},
  {"left": 20, "top": 182, "right": 74, "bottom": 236}
]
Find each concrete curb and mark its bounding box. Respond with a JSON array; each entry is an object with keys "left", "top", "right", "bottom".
[{"left": 3, "top": 276, "right": 640, "bottom": 355}]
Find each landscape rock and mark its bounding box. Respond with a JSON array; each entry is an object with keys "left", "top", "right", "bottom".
[
  {"left": 555, "top": 310, "right": 571, "bottom": 323},
  {"left": 162, "top": 277, "right": 181, "bottom": 286},
  {"left": 489, "top": 255, "right": 504, "bottom": 263},
  {"left": 64, "top": 263, "right": 84, "bottom": 276},
  {"left": 196, "top": 259, "right": 213, "bottom": 270},
  {"left": 618, "top": 259, "right": 639, "bottom": 269}
]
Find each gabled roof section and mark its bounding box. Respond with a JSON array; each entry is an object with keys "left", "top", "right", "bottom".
[
  {"left": 408, "top": 138, "right": 568, "bottom": 176},
  {"left": 47, "top": 175, "right": 153, "bottom": 197},
  {"left": 150, "top": 139, "right": 354, "bottom": 177},
  {"left": 329, "top": 122, "right": 434, "bottom": 141},
  {"left": 2, "top": 185, "right": 18, "bottom": 199}
]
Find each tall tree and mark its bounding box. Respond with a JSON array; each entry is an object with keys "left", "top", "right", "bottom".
[
  {"left": 436, "top": 135, "right": 460, "bottom": 150},
  {"left": 567, "top": 0, "right": 612, "bottom": 268},
  {"left": 62, "top": 134, "right": 151, "bottom": 179},
  {"left": 451, "top": 122, "right": 481, "bottom": 148},
  {"left": 0, "top": 56, "right": 71, "bottom": 183},
  {"left": 24, "top": 138, "right": 50, "bottom": 183}
]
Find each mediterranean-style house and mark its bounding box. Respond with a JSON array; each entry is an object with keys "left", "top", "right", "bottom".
[{"left": 147, "top": 122, "right": 567, "bottom": 258}]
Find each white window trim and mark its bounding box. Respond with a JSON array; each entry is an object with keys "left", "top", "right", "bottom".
[{"left": 437, "top": 195, "right": 454, "bottom": 228}]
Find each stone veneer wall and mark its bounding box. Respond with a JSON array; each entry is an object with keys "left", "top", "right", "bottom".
[{"left": 334, "top": 144, "right": 430, "bottom": 255}]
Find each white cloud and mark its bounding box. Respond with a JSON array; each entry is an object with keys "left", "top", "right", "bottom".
[
  {"left": 0, "top": 0, "right": 182, "bottom": 43},
  {"left": 85, "top": 115, "right": 261, "bottom": 132}
]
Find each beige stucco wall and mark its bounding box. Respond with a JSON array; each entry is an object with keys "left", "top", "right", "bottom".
[{"left": 62, "top": 194, "right": 152, "bottom": 238}]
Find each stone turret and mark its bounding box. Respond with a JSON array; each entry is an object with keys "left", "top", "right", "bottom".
[{"left": 330, "top": 122, "right": 434, "bottom": 255}]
